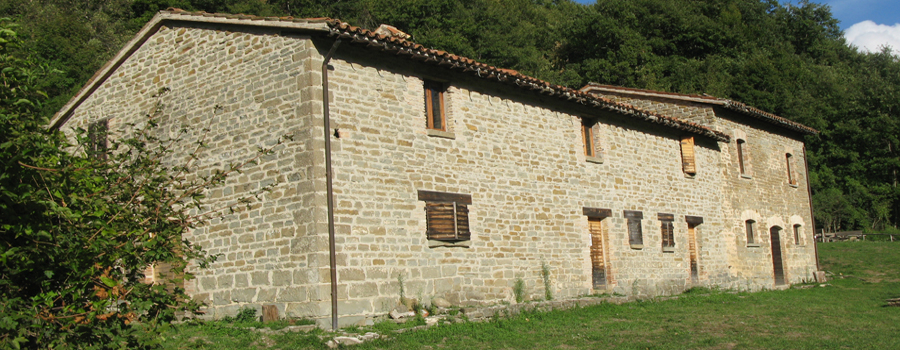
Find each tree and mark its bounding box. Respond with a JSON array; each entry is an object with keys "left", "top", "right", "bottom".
[{"left": 0, "top": 19, "right": 278, "bottom": 348}]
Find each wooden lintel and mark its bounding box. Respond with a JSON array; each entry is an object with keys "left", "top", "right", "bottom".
[
  {"left": 685, "top": 216, "right": 704, "bottom": 225},
  {"left": 657, "top": 213, "right": 675, "bottom": 221},
  {"left": 583, "top": 207, "right": 612, "bottom": 219},
  {"left": 417, "top": 190, "right": 472, "bottom": 204},
  {"left": 624, "top": 210, "right": 643, "bottom": 220}
]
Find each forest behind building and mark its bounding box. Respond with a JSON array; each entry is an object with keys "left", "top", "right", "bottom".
[{"left": 4, "top": 0, "right": 899, "bottom": 233}]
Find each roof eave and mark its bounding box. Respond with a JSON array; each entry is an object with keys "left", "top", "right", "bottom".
[
  {"left": 580, "top": 83, "right": 818, "bottom": 136},
  {"left": 326, "top": 24, "right": 730, "bottom": 142}
]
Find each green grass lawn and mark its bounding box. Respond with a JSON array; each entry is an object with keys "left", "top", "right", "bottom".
[{"left": 161, "top": 241, "right": 900, "bottom": 349}]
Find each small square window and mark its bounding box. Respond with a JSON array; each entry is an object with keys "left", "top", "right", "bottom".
[
  {"left": 424, "top": 81, "right": 446, "bottom": 131},
  {"left": 418, "top": 190, "right": 470, "bottom": 242}
]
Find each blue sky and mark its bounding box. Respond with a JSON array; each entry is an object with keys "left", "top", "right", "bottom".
[{"left": 571, "top": 0, "right": 900, "bottom": 54}]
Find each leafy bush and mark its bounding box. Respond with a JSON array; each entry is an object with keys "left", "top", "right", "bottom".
[
  {"left": 223, "top": 308, "right": 258, "bottom": 323},
  {"left": 513, "top": 278, "right": 526, "bottom": 303},
  {"left": 0, "top": 19, "right": 281, "bottom": 349}
]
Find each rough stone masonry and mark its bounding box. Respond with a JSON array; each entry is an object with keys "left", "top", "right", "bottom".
[{"left": 53, "top": 10, "right": 819, "bottom": 328}]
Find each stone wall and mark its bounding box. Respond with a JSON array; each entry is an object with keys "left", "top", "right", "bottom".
[
  {"left": 62, "top": 24, "right": 331, "bottom": 320},
  {"left": 716, "top": 112, "right": 817, "bottom": 288},
  {"left": 62, "top": 21, "right": 818, "bottom": 328}
]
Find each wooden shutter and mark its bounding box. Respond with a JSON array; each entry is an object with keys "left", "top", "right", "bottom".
[
  {"left": 628, "top": 219, "right": 643, "bottom": 246},
  {"left": 425, "top": 202, "right": 469, "bottom": 241},
  {"left": 624, "top": 211, "right": 643, "bottom": 246},
  {"left": 425, "top": 202, "right": 456, "bottom": 240},
  {"left": 680, "top": 136, "right": 696, "bottom": 175},
  {"left": 455, "top": 204, "right": 470, "bottom": 240},
  {"left": 661, "top": 221, "right": 674, "bottom": 248}
]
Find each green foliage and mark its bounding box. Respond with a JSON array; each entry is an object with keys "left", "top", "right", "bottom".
[
  {"left": 0, "top": 17, "right": 285, "bottom": 348},
  {"left": 512, "top": 278, "right": 525, "bottom": 303},
  {"left": 222, "top": 307, "right": 258, "bottom": 323},
  {"left": 540, "top": 261, "right": 552, "bottom": 301},
  {"left": 5, "top": 0, "right": 900, "bottom": 231}
]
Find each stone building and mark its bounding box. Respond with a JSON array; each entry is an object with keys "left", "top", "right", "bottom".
[{"left": 51, "top": 9, "right": 820, "bottom": 328}]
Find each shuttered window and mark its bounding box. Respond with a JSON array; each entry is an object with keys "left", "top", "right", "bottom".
[
  {"left": 680, "top": 136, "right": 696, "bottom": 175},
  {"left": 424, "top": 81, "right": 446, "bottom": 131},
  {"left": 418, "top": 190, "right": 471, "bottom": 241},
  {"left": 659, "top": 213, "right": 675, "bottom": 249},
  {"left": 88, "top": 119, "right": 109, "bottom": 160},
  {"left": 625, "top": 210, "right": 643, "bottom": 248}
]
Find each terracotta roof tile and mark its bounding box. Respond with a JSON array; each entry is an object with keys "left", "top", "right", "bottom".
[
  {"left": 53, "top": 9, "right": 732, "bottom": 142},
  {"left": 582, "top": 83, "right": 818, "bottom": 135},
  {"left": 323, "top": 18, "right": 729, "bottom": 142}
]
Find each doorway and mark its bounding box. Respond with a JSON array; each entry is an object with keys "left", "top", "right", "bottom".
[
  {"left": 588, "top": 218, "right": 608, "bottom": 290},
  {"left": 770, "top": 226, "right": 785, "bottom": 285},
  {"left": 688, "top": 223, "right": 699, "bottom": 283}
]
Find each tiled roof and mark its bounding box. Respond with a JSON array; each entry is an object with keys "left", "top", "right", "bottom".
[
  {"left": 581, "top": 83, "right": 818, "bottom": 135},
  {"left": 324, "top": 18, "right": 729, "bottom": 142},
  {"left": 52, "top": 9, "right": 731, "bottom": 142}
]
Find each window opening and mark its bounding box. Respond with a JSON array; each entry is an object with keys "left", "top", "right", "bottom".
[
  {"left": 424, "top": 81, "right": 446, "bottom": 131},
  {"left": 736, "top": 139, "right": 747, "bottom": 175},
  {"left": 87, "top": 119, "right": 109, "bottom": 160},
  {"left": 418, "top": 190, "right": 470, "bottom": 241},
  {"left": 659, "top": 213, "right": 675, "bottom": 251},
  {"left": 680, "top": 136, "right": 696, "bottom": 175},
  {"left": 583, "top": 122, "right": 595, "bottom": 157},
  {"left": 793, "top": 224, "right": 801, "bottom": 245},
  {"left": 786, "top": 153, "right": 796, "bottom": 185},
  {"left": 625, "top": 210, "right": 643, "bottom": 248},
  {"left": 746, "top": 220, "right": 756, "bottom": 244}
]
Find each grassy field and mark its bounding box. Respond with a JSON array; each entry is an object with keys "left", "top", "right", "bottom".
[{"left": 161, "top": 241, "right": 900, "bottom": 349}]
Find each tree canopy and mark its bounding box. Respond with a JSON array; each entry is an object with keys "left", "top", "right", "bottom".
[{"left": 3, "top": 0, "right": 899, "bottom": 231}]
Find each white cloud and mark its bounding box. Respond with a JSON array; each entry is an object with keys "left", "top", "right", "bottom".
[{"left": 844, "top": 20, "right": 900, "bottom": 55}]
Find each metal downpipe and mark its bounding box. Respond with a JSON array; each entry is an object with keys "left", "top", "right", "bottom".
[
  {"left": 803, "top": 145, "right": 821, "bottom": 272},
  {"left": 322, "top": 38, "right": 342, "bottom": 330}
]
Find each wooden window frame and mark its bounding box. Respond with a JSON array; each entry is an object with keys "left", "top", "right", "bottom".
[
  {"left": 418, "top": 190, "right": 471, "bottom": 242},
  {"left": 659, "top": 213, "right": 675, "bottom": 251},
  {"left": 424, "top": 80, "right": 446, "bottom": 131},
  {"left": 680, "top": 136, "right": 696, "bottom": 175},
  {"left": 625, "top": 210, "right": 643, "bottom": 249},
  {"left": 583, "top": 122, "right": 595, "bottom": 157},
  {"left": 88, "top": 119, "right": 109, "bottom": 160}
]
